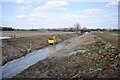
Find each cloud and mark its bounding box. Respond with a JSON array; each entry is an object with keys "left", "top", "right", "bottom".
[
  {"left": 16, "top": 3, "right": 33, "bottom": 14},
  {"left": 81, "top": 8, "right": 104, "bottom": 15},
  {"left": 29, "top": 13, "right": 47, "bottom": 21},
  {"left": 13, "top": 2, "right": 117, "bottom": 29},
  {"left": 16, "top": 13, "right": 47, "bottom": 21},
  {"left": 61, "top": 8, "right": 105, "bottom": 22},
  {"left": 106, "top": 2, "right": 118, "bottom": 7},
  {"left": 16, "top": 0, "right": 26, "bottom": 4},
  {"left": 16, "top": 0, "right": 33, "bottom": 14},
  {"left": 16, "top": 15, "right": 27, "bottom": 19},
  {"left": 65, "top": 15, "right": 81, "bottom": 20},
  {"left": 16, "top": 0, "right": 32, "bottom": 7},
  {"left": 102, "top": 13, "right": 118, "bottom": 24},
  {"left": 16, "top": 1, "right": 68, "bottom": 20},
  {"left": 16, "top": 6, "right": 27, "bottom": 14},
  {"left": 35, "top": 1, "right": 69, "bottom": 12},
  {"left": 59, "top": 8, "right": 116, "bottom": 28},
  {"left": 62, "top": 15, "right": 87, "bottom": 22}
]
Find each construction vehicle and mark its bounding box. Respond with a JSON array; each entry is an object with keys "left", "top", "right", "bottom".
[{"left": 48, "top": 35, "right": 59, "bottom": 45}]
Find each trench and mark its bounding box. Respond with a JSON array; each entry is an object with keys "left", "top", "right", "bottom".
[
  {"left": 2, "top": 39, "right": 70, "bottom": 78},
  {"left": 1, "top": 33, "right": 91, "bottom": 78}
]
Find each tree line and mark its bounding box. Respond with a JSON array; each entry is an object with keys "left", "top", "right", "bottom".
[{"left": 0, "top": 26, "right": 119, "bottom": 32}]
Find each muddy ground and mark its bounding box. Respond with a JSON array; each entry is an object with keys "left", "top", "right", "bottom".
[
  {"left": 14, "top": 32, "right": 120, "bottom": 78},
  {"left": 2, "top": 33, "right": 76, "bottom": 65}
]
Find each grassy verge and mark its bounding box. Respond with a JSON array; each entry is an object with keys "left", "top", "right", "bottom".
[{"left": 97, "top": 31, "right": 119, "bottom": 47}]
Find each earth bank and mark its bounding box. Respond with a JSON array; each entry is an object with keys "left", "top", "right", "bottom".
[
  {"left": 14, "top": 32, "right": 120, "bottom": 78},
  {"left": 2, "top": 33, "right": 76, "bottom": 65}
]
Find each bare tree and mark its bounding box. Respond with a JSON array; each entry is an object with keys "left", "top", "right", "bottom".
[{"left": 74, "top": 23, "right": 81, "bottom": 35}]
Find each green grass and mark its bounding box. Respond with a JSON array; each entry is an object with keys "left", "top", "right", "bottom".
[
  {"left": 97, "top": 59, "right": 110, "bottom": 68},
  {"left": 101, "top": 32, "right": 119, "bottom": 39},
  {"left": 97, "top": 31, "right": 119, "bottom": 47}
]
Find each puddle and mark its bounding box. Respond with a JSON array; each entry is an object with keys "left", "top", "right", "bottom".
[{"left": 0, "top": 37, "right": 11, "bottom": 39}]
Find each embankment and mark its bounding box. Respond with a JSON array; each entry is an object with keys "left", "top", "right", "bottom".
[
  {"left": 2, "top": 33, "right": 76, "bottom": 65},
  {"left": 14, "top": 32, "right": 120, "bottom": 78}
]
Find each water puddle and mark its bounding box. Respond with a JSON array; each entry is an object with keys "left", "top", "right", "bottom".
[{"left": 0, "top": 37, "right": 11, "bottom": 39}]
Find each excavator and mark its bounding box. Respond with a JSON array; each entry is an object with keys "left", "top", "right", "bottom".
[{"left": 47, "top": 35, "right": 59, "bottom": 45}]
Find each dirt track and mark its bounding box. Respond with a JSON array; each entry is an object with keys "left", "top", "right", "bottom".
[
  {"left": 14, "top": 32, "right": 120, "bottom": 78},
  {"left": 2, "top": 33, "right": 76, "bottom": 65}
]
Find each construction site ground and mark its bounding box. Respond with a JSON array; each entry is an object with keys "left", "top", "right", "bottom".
[
  {"left": 13, "top": 32, "right": 120, "bottom": 78},
  {"left": 2, "top": 32, "right": 76, "bottom": 65}
]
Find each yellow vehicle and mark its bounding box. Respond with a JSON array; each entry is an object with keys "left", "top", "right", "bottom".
[{"left": 48, "top": 35, "right": 58, "bottom": 45}]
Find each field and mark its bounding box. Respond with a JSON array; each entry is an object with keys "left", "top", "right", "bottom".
[
  {"left": 1, "top": 31, "right": 74, "bottom": 37},
  {"left": 97, "top": 31, "right": 119, "bottom": 47}
]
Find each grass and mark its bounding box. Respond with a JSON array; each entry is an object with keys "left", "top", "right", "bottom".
[
  {"left": 97, "top": 31, "right": 119, "bottom": 47},
  {"left": 97, "top": 59, "right": 110, "bottom": 68}
]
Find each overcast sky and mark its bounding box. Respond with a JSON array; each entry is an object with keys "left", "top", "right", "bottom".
[{"left": 1, "top": 0, "right": 119, "bottom": 29}]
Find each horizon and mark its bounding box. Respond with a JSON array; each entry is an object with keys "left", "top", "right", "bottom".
[
  {"left": 1, "top": 0, "right": 119, "bottom": 29},
  {"left": 0, "top": 26, "right": 120, "bottom": 30}
]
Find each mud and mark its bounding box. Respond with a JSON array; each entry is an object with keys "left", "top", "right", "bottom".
[
  {"left": 14, "top": 32, "right": 120, "bottom": 78},
  {"left": 2, "top": 33, "right": 76, "bottom": 65}
]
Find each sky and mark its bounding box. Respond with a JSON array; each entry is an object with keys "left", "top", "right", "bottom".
[{"left": 1, "top": 0, "right": 119, "bottom": 29}]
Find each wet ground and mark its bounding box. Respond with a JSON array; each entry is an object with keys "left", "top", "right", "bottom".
[
  {"left": 0, "top": 37, "right": 11, "bottom": 39},
  {"left": 2, "top": 40, "right": 70, "bottom": 78},
  {"left": 13, "top": 32, "right": 120, "bottom": 78},
  {"left": 2, "top": 32, "right": 120, "bottom": 79},
  {"left": 2, "top": 33, "right": 76, "bottom": 65},
  {"left": 2, "top": 33, "right": 89, "bottom": 78}
]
